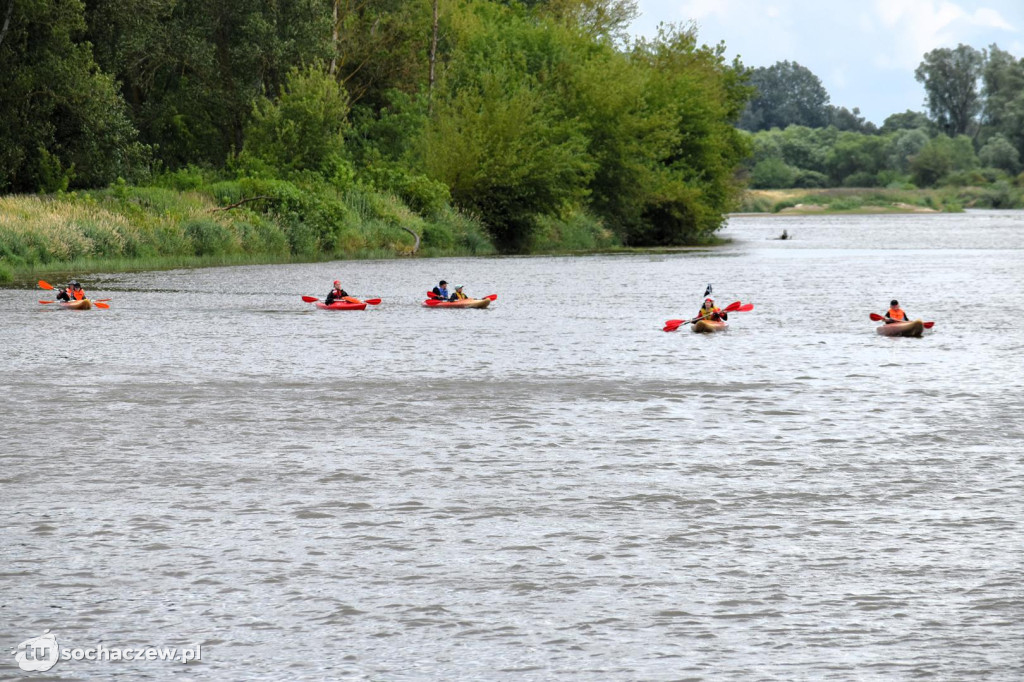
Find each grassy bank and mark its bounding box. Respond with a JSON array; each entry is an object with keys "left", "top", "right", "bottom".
[
  {"left": 0, "top": 179, "right": 499, "bottom": 283},
  {"left": 737, "top": 185, "right": 1024, "bottom": 215},
  {"left": 0, "top": 175, "right": 639, "bottom": 283}
]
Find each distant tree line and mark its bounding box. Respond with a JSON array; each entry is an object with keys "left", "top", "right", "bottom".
[
  {"left": 739, "top": 45, "right": 1024, "bottom": 191},
  {"left": 0, "top": 0, "right": 753, "bottom": 251}
]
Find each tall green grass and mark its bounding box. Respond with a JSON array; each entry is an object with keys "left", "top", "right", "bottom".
[{"left": 0, "top": 177, "right": 496, "bottom": 279}]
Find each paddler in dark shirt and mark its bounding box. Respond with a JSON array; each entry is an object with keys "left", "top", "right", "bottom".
[{"left": 432, "top": 280, "right": 451, "bottom": 301}]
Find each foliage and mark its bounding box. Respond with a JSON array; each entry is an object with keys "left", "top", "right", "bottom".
[
  {"left": 978, "top": 134, "right": 1021, "bottom": 174},
  {"left": 237, "top": 64, "right": 353, "bottom": 183},
  {"left": 915, "top": 44, "right": 984, "bottom": 136},
  {"left": 0, "top": 0, "right": 149, "bottom": 192},
  {"left": 738, "top": 61, "right": 830, "bottom": 131}
]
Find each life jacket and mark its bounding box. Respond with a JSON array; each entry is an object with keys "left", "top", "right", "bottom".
[
  {"left": 453, "top": 290, "right": 468, "bottom": 300},
  {"left": 887, "top": 308, "right": 906, "bottom": 321},
  {"left": 699, "top": 306, "right": 720, "bottom": 320}
]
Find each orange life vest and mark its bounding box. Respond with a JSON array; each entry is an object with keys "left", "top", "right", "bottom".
[
  {"left": 453, "top": 290, "right": 468, "bottom": 300},
  {"left": 699, "top": 306, "right": 720, "bottom": 320},
  {"left": 887, "top": 308, "right": 906, "bottom": 321}
]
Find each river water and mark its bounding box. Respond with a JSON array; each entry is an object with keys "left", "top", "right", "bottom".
[{"left": 2, "top": 211, "right": 1023, "bottom": 680}]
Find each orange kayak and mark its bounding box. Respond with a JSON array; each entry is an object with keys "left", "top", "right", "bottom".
[
  {"left": 692, "top": 319, "right": 727, "bottom": 333},
  {"left": 60, "top": 299, "right": 92, "bottom": 310},
  {"left": 423, "top": 298, "right": 491, "bottom": 309}
]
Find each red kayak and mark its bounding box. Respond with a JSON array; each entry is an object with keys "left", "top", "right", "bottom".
[{"left": 315, "top": 301, "right": 367, "bottom": 311}]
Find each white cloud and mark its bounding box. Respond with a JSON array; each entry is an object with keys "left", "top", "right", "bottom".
[
  {"left": 971, "top": 8, "right": 1014, "bottom": 31},
  {"left": 675, "top": 0, "right": 732, "bottom": 21},
  {"left": 872, "top": 0, "right": 1016, "bottom": 69}
]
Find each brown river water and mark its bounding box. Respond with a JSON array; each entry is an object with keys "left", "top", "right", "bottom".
[{"left": 2, "top": 211, "right": 1023, "bottom": 679}]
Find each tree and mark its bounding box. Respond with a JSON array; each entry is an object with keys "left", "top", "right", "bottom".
[
  {"left": 0, "top": 0, "right": 147, "bottom": 192},
  {"left": 887, "top": 128, "right": 929, "bottom": 172},
  {"left": 238, "top": 64, "right": 353, "bottom": 181},
  {"left": 980, "top": 44, "right": 1024, "bottom": 160},
  {"left": 914, "top": 44, "right": 984, "bottom": 136},
  {"left": 978, "top": 133, "right": 1021, "bottom": 173},
  {"left": 85, "top": 0, "right": 331, "bottom": 168},
  {"left": 738, "top": 61, "right": 830, "bottom": 131},
  {"left": 828, "top": 106, "right": 876, "bottom": 133},
  {"left": 880, "top": 110, "right": 933, "bottom": 134}
]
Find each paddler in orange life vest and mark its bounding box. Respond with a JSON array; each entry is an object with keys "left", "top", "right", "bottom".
[
  {"left": 55, "top": 280, "right": 85, "bottom": 302},
  {"left": 451, "top": 285, "right": 469, "bottom": 301},
  {"left": 697, "top": 298, "right": 727, "bottom": 322},
  {"left": 324, "top": 280, "right": 351, "bottom": 305},
  {"left": 884, "top": 299, "right": 910, "bottom": 323}
]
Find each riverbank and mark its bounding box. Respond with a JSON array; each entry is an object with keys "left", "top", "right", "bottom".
[
  {"left": 0, "top": 180, "right": 505, "bottom": 283},
  {"left": 0, "top": 178, "right": 729, "bottom": 283},
  {"left": 738, "top": 185, "right": 1024, "bottom": 215}
]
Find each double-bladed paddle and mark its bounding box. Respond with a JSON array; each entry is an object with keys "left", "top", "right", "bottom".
[
  {"left": 870, "top": 312, "right": 934, "bottom": 328},
  {"left": 663, "top": 301, "right": 748, "bottom": 332},
  {"left": 302, "top": 296, "right": 381, "bottom": 305}
]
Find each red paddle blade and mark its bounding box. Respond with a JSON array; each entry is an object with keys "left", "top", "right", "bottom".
[
  {"left": 923, "top": 321, "right": 935, "bottom": 328},
  {"left": 723, "top": 301, "right": 742, "bottom": 312},
  {"left": 301, "top": 296, "right": 319, "bottom": 303},
  {"left": 869, "top": 312, "right": 885, "bottom": 321},
  {"left": 424, "top": 299, "right": 442, "bottom": 306},
  {"left": 484, "top": 294, "right": 497, "bottom": 301},
  {"left": 74, "top": 290, "right": 84, "bottom": 300},
  {"left": 664, "top": 319, "right": 685, "bottom": 326},
  {"left": 93, "top": 301, "right": 110, "bottom": 309},
  {"left": 737, "top": 303, "right": 754, "bottom": 312},
  {"left": 39, "top": 300, "right": 55, "bottom": 304},
  {"left": 363, "top": 298, "right": 381, "bottom": 305},
  {"left": 38, "top": 280, "right": 54, "bottom": 290},
  {"left": 426, "top": 291, "right": 439, "bottom": 299}
]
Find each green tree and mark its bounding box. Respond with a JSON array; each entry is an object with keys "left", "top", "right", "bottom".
[
  {"left": 880, "top": 110, "right": 933, "bottom": 134},
  {"left": 887, "top": 128, "right": 929, "bottom": 172},
  {"left": 826, "top": 132, "right": 887, "bottom": 186},
  {"left": 0, "top": 0, "right": 147, "bottom": 191},
  {"left": 738, "top": 61, "right": 830, "bottom": 131},
  {"left": 238, "top": 64, "right": 353, "bottom": 181},
  {"left": 85, "top": 0, "right": 331, "bottom": 168},
  {"left": 750, "top": 157, "right": 797, "bottom": 188},
  {"left": 978, "top": 133, "right": 1021, "bottom": 173},
  {"left": 828, "top": 106, "right": 876, "bottom": 133},
  {"left": 915, "top": 44, "right": 984, "bottom": 136},
  {"left": 980, "top": 44, "right": 1024, "bottom": 160}
]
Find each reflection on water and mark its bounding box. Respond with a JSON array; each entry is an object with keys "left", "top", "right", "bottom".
[{"left": 2, "top": 210, "right": 1023, "bottom": 679}]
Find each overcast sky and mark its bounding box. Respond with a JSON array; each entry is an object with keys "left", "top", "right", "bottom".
[{"left": 629, "top": 0, "right": 1024, "bottom": 124}]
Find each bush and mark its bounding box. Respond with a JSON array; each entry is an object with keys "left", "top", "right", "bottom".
[
  {"left": 184, "top": 218, "right": 239, "bottom": 256},
  {"left": 842, "top": 171, "right": 879, "bottom": 188},
  {"left": 750, "top": 157, "right": 798, "bottom": 188},
  {"left": 793, "top": 169, "right": 829, "bottom": 188}
]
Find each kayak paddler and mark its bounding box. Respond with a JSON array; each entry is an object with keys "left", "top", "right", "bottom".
[
  {"left": 55, "top": 280, "right": 85, "bottom": 302},
  {"left": 451, "top": 285, "right": 469, "bottom": 301},
  {"left": 325, "top": 280, "right": 351, "bottom": 305},
  {"left": 884, "top": 300, "right": 909, "bottom": 323},
  {"left": 432, "top": 280, "right": 451, "bottom": 301},
  {"left": 697, "top": 298, "right": 727, "bottom": 322}
]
